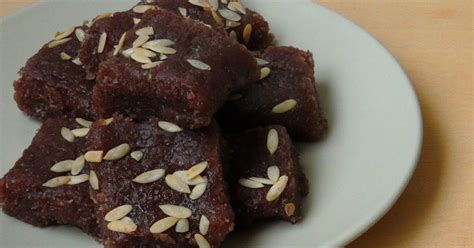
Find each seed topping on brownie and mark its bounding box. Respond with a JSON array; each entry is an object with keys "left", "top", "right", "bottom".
[
  {"left": 103, "top": 143, "right": 131, "bottom": 160},
  {"left": 71, "top": 127, "right": 90, "bottom": 137},
  {"left": 75, "top": 118, "right": 93, "bottom": 127},
  {"left": 132, "top": 169, "right": 165, "bottom": 184},
  {"left": 159, "top": 205, "right": 192, "bottom": 218},
  {"left": 107, "top": 217, "right": 138, "bottom": 233},
  {"left": 199, "top": 215, "right": 210, "bottom": 235},
  {"left": 267, "top": 165, "right": 280, "bottom": 182},
  {"left": 187, "top": 59, "right": 211, "bottom": 71},
  {"left": 266, "top": 128, "right": 279, "bottom": 155},
  {"left": 260, "top": 66, "right": 271, "bottom": 79},
  {"left": 133, "top": 5, "right": 155, "bottom": 14},
  {"left": 165, "top": 174, "right": 191, "bottom": 193},
  {"left": 266, "top": 175, "right": 289, "bottom": 201},
  {"left": 42, "top": 176, "right": 70, "bottom": 188},
  {"left": 84, "top": 150, "right": 104, "bottom": 163},
  {"left": 185, "top": 161, "right": 208, "bottom": 179},
  {"left": 238, "top": 178, "right": 264, "bottom": 189},
  {"left": 75, "top": 28, "right": 85, "bottom": 42},
  {"left": 105, "top": 204, "right": 133, "bottom": 222},
  {"left": 61, "top": 127, "right": 75, "bottom": 143},
  {"left": 71, "top": 155, "right": 86, "bottom": 175},
  {"left": 50, "top": 159, "right": 74, "bottom": 173},
  {"left": 272, "top": 99, "right": 297, "bottom": 114},
  {"left": 130, "top": 150, "right": 144, "bottom": 161},
  {"left": 89, "top": 170, "right": 99, "bottom": 190},
  {"left": 97, "top": 32, "right": 107, "bottom": 53},
  {"left": 178, "top": 7, "right": 187, "bottom": 17},
  {"left": 158, "top": 121, "right": 183, "bottom": 133},
  {"left": 67, "top": 174, "right": 90, "bottom": 185},
  {"left": 175, "top": 218, "right": 189, "bottom": 233},
  {"left": 149, "top": 216, "right": 179, "bottom": 233},
  {"left": 59, "top": 52, "right": 71, "bottom": 60},
  {"left": 194, "top": 233, "right": 211, "bottom": 248}
]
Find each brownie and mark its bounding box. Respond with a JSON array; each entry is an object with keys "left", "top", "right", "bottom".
[
  {"left": 0, "top": 118, "right": 99, "bottom": 237},
  {"left": 86, "top": 116, "right": 234, "bottom": 247},
  {"left": 142, "top": 0, "right": 274, "bottom": 50},
  {"left": 14, "top": 25, "right": 98, "bottom": 121},
  {"left": 218, "top": 46, "right": 328, "bottom": 141},
  {"left": 229, "top": 125, "right": 308, "bottom": 225},
  {"left": 93, "top": 8, "right": 260, "bottom": 129}
]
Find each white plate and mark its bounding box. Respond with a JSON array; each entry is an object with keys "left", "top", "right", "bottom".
[{"left": 0, "top": 0, "right": 422, "bottom": 247}]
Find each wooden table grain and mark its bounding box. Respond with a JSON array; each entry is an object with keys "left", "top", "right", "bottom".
[{"left": 1, "top": 1, "right": 473, "bottom": 247}]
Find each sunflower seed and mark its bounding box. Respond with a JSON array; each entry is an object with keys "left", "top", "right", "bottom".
[
  {"left": 55, "top": 27, "right": 74, "bottom": 40},
  {"left": 67, "top": 174, "right": 89, "bottom": 185},
  {"left": 60, "top": 52, "right": 71, "bottom": 60},
  {"left": 136, "top": 26, "right": 154, "bottom": 36},
  {"left": 113, "top": 32, "right": 127, "bottom": 56},
  {"left": 150, "top": 217, "right": 179, "bottom": 233},
  {"left": 133, "top": 47, "right": 157, "bottom": 58},
  {"left": 130, "top": 151, "right": 144, "bottom": 161},
  {"left": 72, "top": 57, "right": 83, "bottom": 65},
  {"left": 189, "top": 180, "right": 207, "bottom": 200},
  {"left": 175, "top": 218, "right": 189, "bottom": 233},
  {"left": 186, "top": 161, "right": 208, "bottom": 179},
  {"left": 92, "top": 12, "right": 113, "bottom": 24},
  {"left": 89, "top": 170, "right": 99, "bottom": 190},
  {"left": 267, "top": 166, "right": 280, "bottom": 182},
  {"left": 104, "top": 117, "right": 113, "bottom": 125},
  {"left": 188, "top": 0, "right": 211, "bottom": 8},
  {"left": 107, "top": 218, "right": 137, "bottom": 233},
  {"left": 158, "top": 121, "right": 183, "bottom": 133},
  {"left": 272, "top": 99, "right": 297, "bottom": 114},
  {"left": 133, "top": 18, "right": 141, "bottom": 25},
  {"left": 143, "top": 44, "right": 176, "bottom": 54},
  {"left": 71, "top": 155, "right": 85, "bottom": 175},
  {"left": 243, "top": 24, "right": 252, "bottom": 44},
  {"left": 98, "top": 32, "right": 107, "bottom": 54},
  {"left": 187, "top": 59, "right": 211, "bottom": 71},
  {"left": 50, "top": 160, "right": 74, "bottom": 173},
  {"left": 284, "top": 203, "right": 296, "bottom": 216},
  {"left": 159, "top": 205, "right": 192, "bottom": 218},
  {"left": 249, "top": 177, "right": 274, "bottom": 185},
  {"left": 211, "top": 10, "right": 224, "bottom": 26},
  {"left": 219, "top": 8, "right": 241, "bottom": 21},
  {"left": 104, "top": 143, "right": 131, "bottom": 160},
  {"left": 194, "top": 233, "right": 211, "bottom": 248},
  {"left": 75, "top": 28, "right": 85, "bottom": 42},
  {"left": 48, "top": 38, "right": 72, "bottom": 48},
  {"left": 61, "top": 127, "right": 75, "bottom": 142},
  {"left": 133, "top": 35, "right": 150, "bottom": 48},
  {"left": 238, "top": 178, "right": 264, "bottom": 188},
  {"left": 160, "top": 54, "right": 168, "bottom": 60},
  {"left": 178, "top": 7, "right": 187, "bottom": 17},
  {"left": 173, "top": 171, "right": 206, "bottom": 186},
  {"left": 266, "top": 175, "right": 288, "bottom": 201},
  {"left": 266, "top": 129, "right": 279, "bottom": 155},
  {"left": 144, "top": 39, "right": 175, "bottom": 47},
  {"left": 260, "top": 67, "right": 271, "bottom": 79},
  {"left": 256, "top": 58, "right": 269, "bottom": 66},
  {"left": 199, "top": 215, "right": 210, "bottom": 235},
  {"left": 133, "top": 169, "right": 165, "bottom": 184},
  {"left": 105, "top": 204, "right": 133, "bottom": 222},
  {"left": 221, "top": 0, "right": 228, "bottom": 3},
  {"left": 228, "top": 1, "right": 246, "bottom": 14},
  {"left": 229, "top": 30, "right": 237, "bottom": 41},
  {"left": 71, "top": 128, "right": 90, "bottom": 137},
  {"left": 133, "top": 5, "right": 154, "bottom": 13},
  {"left": 42, "top": 176, "right": 70, "bottom": 188},
  {"left": 75, "top": 118, "right": 92, "bottom": 127},
  {"left": 141, "top": 61, "right": 163, "bottom": 69},
  {"left": 84, "top": 150, "right": 103, "bottom": 163},
  {"left": 165, "top": 175, "right": 191, "bottom": 193},
  {"left": 209, "top": 0, "right": 219, "bottom": 11},
  {"left": 225, "top": 20, "right": 240, "bottom": 28},
  {"left": 131, "top": 53, "right": 152, "bottom": 64},
  {"left": 122, "top": 48, "right": 134, "bottom": 58}
]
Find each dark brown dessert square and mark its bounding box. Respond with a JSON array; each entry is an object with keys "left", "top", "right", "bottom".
[
  {"left": 93, "top": 8, "right": 260, "bottom": 129},
  {"left": 229, "top": 125, "right": 308, "bottom": 225},
  {"left": 218, "top": 46, "right": 328, "bottom": 141},
  {"left": 0, "top": 118, "right": 99, "bottom": 237},
  {"left": 85, "top": 116, "right": 234, "bottom": 247},
  {"left": 13, "top": 25, "right": 98, "bottom": 121}
]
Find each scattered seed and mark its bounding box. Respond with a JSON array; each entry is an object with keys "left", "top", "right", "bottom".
[
  {"left": 133, "top": 5, "right": 154, "bottom": 13},
  {"left": 256, "top": 58, "right": 269, "bottom": 66},
  {"left": 143, "top": 44, "right": 176, "bottom": 54},
  {"left": 105, "top": 204, "right": 133, "bottom": 222},
  {"left": 238, "top": 178, "right": 264, "bottom": 188},
  {"left": 89, "top": 170, "right": 99, "bottom": 190},
  {"left": 188, "top": 0, "right": 211, "bottom": 8},
  {"left": 260, "top": 67, "right": 271, "bottom": 80},
  {"left": 71, "top": 155, "right": 85, "bottom": 176},
  {"left": 243, "top": 24, "right": 252, "bottom": 44},
  {"left": 160, "top": 54, "right": 168, "bottom": 60},
  {"left": 84, "top": 150, "right": 103, "bottom": 163},
  {"left": 72, "top": 57, "right": 83, "bottom": 65},
  {"left": 159, "top": 205, "right": 192, "bottom": 218},
  {"left": 71, "top": 127, "right": 90, "bottom": 137},
  {"left": 104, "top": 143, "right": 131, "bottom": 161},
  {"left": 189, "top": 180, "right": 207, "bottom": 200},
  {"left": 284, "top": 203, "right": 296, "bottom": 217},
  {"left": 42, "top": 176, "right": 70, "bottom": 188},
  {"left": 249, "top": 177, "right": 275, "bottom": 185},
  {"left": 143, "top": 39, "right": 175, "bottom": 47},
  {"left": 272, "top": 99, "right": 297, "bottom": 114},
  {"left": 61, "top": 127, "right": 75, "bottom": 143},
  {"left": 173, "top": 171, "right": 206, "bottom": 186},
  {"left": 267, "top": 166, "right": 280, "bottom": 183},
  {"left": 55, "top": 27, "right": 74, "bottom": 40},
  {"left": 136, "top": 26, "right": 154, "bottom": 36},
  {"left": 48, "top": 38, "right": 72, "bottom": 48},
  {"left": 104, "top": 117, "right": 113, "bottom": 125},
  {"left": 228, "top": 1, "right": 246, "bottom": 14},
  {"left": 199, "top": 215, "right": 210, "bottom": 235},
  {"left": 113, "top": 32, "right": 127, "bottom": 56},
  {"left": 186, "top": 161, "right": 208, "bottom": 179},
  {"left": 133, "top": 169, "right": 165, "bottom": 184},
  {"left": 194, "top": 233, "right": 211, "bottom": 248},
  {"left": 266, "top": 129, "right": 279, "bottom": 155},
  {"left": 218, "top": 8, "right": 241, "bottom": 21},
  {"left": 133, "top": 47, "right": 157, "bottom": 58},
  {"left": 266, "top": 175, "right": 288, "bottom": 201},
  {"left": 107, "top": 218, "right": 137, "bottom": 233},
  {"left": 131, "top": 53, "right": 152, "bottom": 64},
  {"left": 98, "top": 32, "right": 107, "bottom": 54},
  {"left": 92, "top": 12, "right": 113, "bottom": 24},
  {"left": 221, "top": 0, "right": 228, "bottom": 4},
  {"left": 211, "top": 10, "right": 224, "bottom": 26},
  {"left": 67, "top": 174, "right": 89, "bottom": 185},
  {"left": 141, "top": 61, "right": 163, "bottom": 69},
  {"left": 122, "top": 48, "right": 134, "bottom": 58},
  {"left": 229, "top": 30, "right": 237, "bottom": 41},
  {"left": 158, "top": 121, "right": 183, "bottom": 133},
  {"left": 178, "top": 7, "right": 187, "bottom": 17},
  {"left": 150, "top": 216, "right": 179, "bottom": 233},
  {"left": 130, "top": 151, "right": 144, "bottom": 161},
  {"left": 209, "top": 0, "right": 219, "bottom": 11},
  {"left": 75, "top": 28, "right": 85, "bottom": 42},
  {"left": 60, "top": 52, "right": 71, "bottom": 60},
  {"left": 225, "top": 20, "right": 241, "bottom": 28},
  {"left": 133, "top": 18, "right": 141, "bottom": 25},
  {"left": 187, "top": 59, "right": 211, "bottom": 71},
  {"left": 75, "top": 118, "right": 92, "bottom": 127},
  {"left": 165, "top": 175, "right": 191, "bottom": 193},
  {"left": 175, "top": 218, "right": 189, "bottom": 233},
  {"left": 50, "top": 160, "right": 74, "bottom": 173},
  {"left": 133, "top": 35, "right": 150, "bottom": 48}
]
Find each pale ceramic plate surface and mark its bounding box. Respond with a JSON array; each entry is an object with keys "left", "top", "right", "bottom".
[{"left": 0, "top": 0, "right": 422, "bottom": 247}]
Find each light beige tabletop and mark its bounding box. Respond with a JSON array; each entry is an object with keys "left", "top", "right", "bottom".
[{"left": 1, "top": 1, "right": 473, "bottom": 247}]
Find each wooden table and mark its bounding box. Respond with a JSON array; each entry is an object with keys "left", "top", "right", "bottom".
[{"left": 1, "top": 1, "right": 473, "bottom": 247}]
